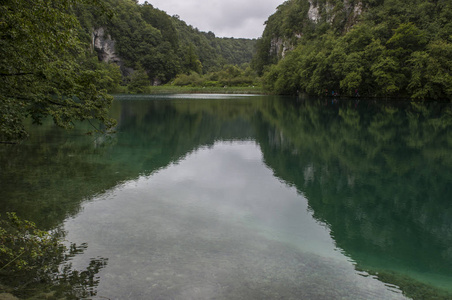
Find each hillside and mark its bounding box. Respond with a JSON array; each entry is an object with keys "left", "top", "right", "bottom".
[
  {"left": 75, "top": 0, "right": 257, "bottom": 84},
  {"left": 252, "top": 0, "right": 452, "bottom": 100},
  {"left": 0, "top": 0, "right": 260, "bottom": 141}
]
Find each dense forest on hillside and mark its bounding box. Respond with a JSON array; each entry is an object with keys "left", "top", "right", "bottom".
[
  {"left": 252, "top": 0, "right": 452, "bottom": 100},
  {"left": 0, "top": 0, "right": 258, "bottom": 141},
  {"left": 74, "top": 0, "right": 257, "bottom": 85}
]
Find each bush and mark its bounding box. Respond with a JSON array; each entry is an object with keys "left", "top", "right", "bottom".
[
  {"left": 172, "top": 72, "right": 204, "bottom": 86},
  {"left": 202, "top": 80, "right": 222, "bottom": 87}
]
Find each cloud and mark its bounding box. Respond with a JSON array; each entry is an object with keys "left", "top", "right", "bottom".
[{"left": 140, "top": 0, "right": 283, "bottom": 38}]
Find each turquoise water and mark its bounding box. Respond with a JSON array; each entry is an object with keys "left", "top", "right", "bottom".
[{"left": 1, "top": 95, "right": 451, "bottom": 299}]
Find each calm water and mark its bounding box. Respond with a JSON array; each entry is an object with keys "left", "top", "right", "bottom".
[{"left": 1, "top": 95, "right": 452, "bottom": 299}]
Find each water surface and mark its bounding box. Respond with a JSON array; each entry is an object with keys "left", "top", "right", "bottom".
[{"left": 1, "top": 95, "right": 451, "bottom": 299}]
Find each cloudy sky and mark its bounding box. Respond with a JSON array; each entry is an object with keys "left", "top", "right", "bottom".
[{"left": 139, "top": 0, "right": 284, "bottom": 39}]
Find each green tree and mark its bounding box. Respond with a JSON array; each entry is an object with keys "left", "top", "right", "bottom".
[
  {"left": 79, "top": 54, "right": 122, "bottom": 93},
  {"left": 340, "top": 53, "right": 364, "bottom": 95},
  {"left": 127, "top": 64, "right": 150, "bottom": 93},
  {"left": 181, "top": 43, "right": 203, "bottom": 74},
  {"left": 254, "top": 0, "right": 452, "bottom": 99},
  {"left": 0, "top": 0, "right": 116, "bottom": 142},
  {"left": 371, "top": 56, "right": 406, "bottom": 96}
]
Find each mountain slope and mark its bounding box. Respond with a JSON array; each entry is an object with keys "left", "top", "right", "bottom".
[
  {"left": 75, "top": 0, "right": 257, "bottom": 83},
  {"left": 253, "top": 0, "right": 452, "bottom": 99}
]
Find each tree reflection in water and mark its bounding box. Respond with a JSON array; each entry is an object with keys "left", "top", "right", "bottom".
[
  {"left": 1, "top": 95, "right": 451, "bottom": 299},
  {"left": 256, "top": 98, "right": 452, "bottom": 299}
]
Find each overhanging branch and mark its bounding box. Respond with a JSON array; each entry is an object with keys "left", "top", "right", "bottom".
[
  {"left": 0, "top": 72, "right": 34, "bottom": 77},
  {"left": 47, "top": 99, "right": 80, "bottom": 108},
  {"left": 0, "top": 141, "right": 19, "bottom": 145},
  {"left": 3, "top": 95, "right": 80, "bottom": 109}
]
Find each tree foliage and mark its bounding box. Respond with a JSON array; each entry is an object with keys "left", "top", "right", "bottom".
[
  {"left": 74, "top": 0, "right": 258, "bottom": 86},
  {"left": 0, "top": 0, "right": 259, "bottom": 141},
  {"left": 254, "top": 0, "right": 452, "bottom": 100},
  {"left": 0, "top": 213, "right": 63, "bottom": 274},
  {"left": 0, "top": 0, "right": 118, "bottom": 142},
  {"left": 0, "top": 213, "right": 108, "bottom": 299},
  {"left": 172, "top": 64, "right": 259, "bottom": 87}
]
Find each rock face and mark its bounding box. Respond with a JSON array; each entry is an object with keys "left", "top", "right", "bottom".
[
  {"left": 92, "top": 27, "right": 121, "bottom": 64},
  {"left": 270, "top": 37, "right": 295, "bottom": 59},
  {"left": 92, "top": 27, "right": 135, "bottom": 77},
  {"left": 268, "top": 0, "right": 364, "bottom": 59},
  {"left": 307, "top": 0, "right": 363, "bottom": 25}
]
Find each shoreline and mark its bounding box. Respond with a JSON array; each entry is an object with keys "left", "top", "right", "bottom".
[{"left": 115, "top": 85, "right": 267, "bottom": 95}]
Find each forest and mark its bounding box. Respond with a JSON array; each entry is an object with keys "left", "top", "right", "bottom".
[
  {"left": 74, "top": 0, "right": 258, "bottom": 89},
  {"left": 252, "top": 0, "right": 452, "bottom": 100},
  {"left": 2, "top": 0, "right": 452, "bottom": 142},
  {"left": 0, "top": 0, "right": 258, "bottom": 142}
]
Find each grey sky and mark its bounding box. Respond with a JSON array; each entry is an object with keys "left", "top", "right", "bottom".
[{"left": 139, "top": 0, "right": 284, "bottom": 39}]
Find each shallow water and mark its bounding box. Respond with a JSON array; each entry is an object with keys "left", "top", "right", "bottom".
[{"left": 1, "top": 95, "right": 451, "bottom": 299}]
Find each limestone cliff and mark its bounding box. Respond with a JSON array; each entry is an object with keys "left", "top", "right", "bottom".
[
  {"left": 266, "top": 0, "right": 364, "bottom": 59},
  {"left": 92, "top": 27, "right": 121, "bottom": 64},
  {"left": 91, "top": 27, "right": 136, "bottom": 77}
]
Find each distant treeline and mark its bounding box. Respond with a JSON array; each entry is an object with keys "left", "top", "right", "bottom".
[{"left": 75, "top": 0, "right": 257, "bottom": 86}]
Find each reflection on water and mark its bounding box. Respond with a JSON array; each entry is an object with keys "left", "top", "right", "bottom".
[
  {"left": 113, "top": 93, "right": 262, "bottom": 100},
  {"left": 64, "top": 141, "right": 406, "bottom": 300},
  {"left": 1, "top": 95, "right": 451, "bottom": 299},
  {"left": 255, "top": 98, "right": 452, "bottom": 298}
]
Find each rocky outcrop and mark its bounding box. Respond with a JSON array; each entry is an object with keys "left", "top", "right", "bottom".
[
  {"left": 344, "top": 0, "right": 364, "bottom": 30},
  {"left": 92, "top": 27, "right": 135, "bottom": 77},
  {"left": 307, "top": 0, "right": 363, "bottom": 26},
  {"left": 92, "top": 27, "right": 121, "bottom": 64},
  {"left": 270, "top": 37, "right": 295, "bottom": 59},
  {"left": 308, "top": 2, "right": 321, "bottom": 22},
  {"left": 268, "top": 0, "right": 364, "bottom": 59}
]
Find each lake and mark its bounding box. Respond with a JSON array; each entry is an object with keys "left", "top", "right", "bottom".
[{"left": 1, "top": 94, "right": 451, "bottom": 299}]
